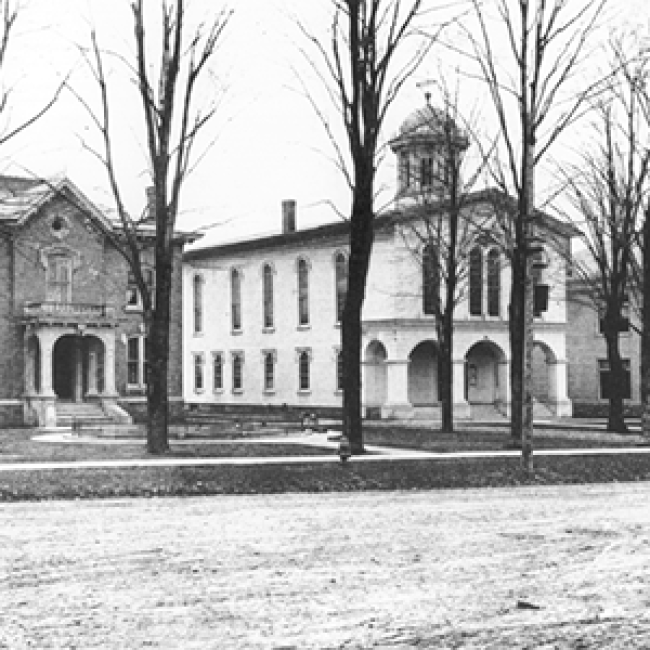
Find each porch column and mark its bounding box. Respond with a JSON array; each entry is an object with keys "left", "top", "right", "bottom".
[
  {"left": 381, "top": 359, "right": 412, "bottom": 419},
  {"left": 86, "top": 348, "right": 98, "bottom": 397},
  {"left": 452, "top": 358, "right": 471, "bottom": 419},
  {"left": 548, "top": 359, "right": 572, "bottom": 417},
  {"left": 24, "top": 336, "right": 35, "bottom": 395},
  {"left": 102, "top": 332, "right": 118, "bottom": 397},
  {"left": 36, "top": 330, "right": 57, "bottom": 398},
  {"left": 34, "top": 329, "right": 58, "bottom": 428},
  {"left": 73, "top": 339, "right": 83, "bottom": 402},
  {"left": 497, "top": 360, "right": 511, "bottom": 416}
]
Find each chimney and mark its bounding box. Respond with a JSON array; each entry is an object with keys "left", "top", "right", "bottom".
[
  {"left": 145, "top": 186, "right": 156, "bottom": 222},
  {"left": 282, "top": 199, "right": 296, "bottom": 234}
]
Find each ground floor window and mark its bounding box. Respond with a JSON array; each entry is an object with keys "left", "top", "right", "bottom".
[
  {"left": 336, "top": 350, "right": 343, "bottom": 392},
  {"left": 193, "top": 353, "right": 205, "bottom": 393},
  {"left": 599, "top": 359, "right": 631, "bottom": 400},
  {"left": 232, "top": 352, "right": 244, "bottom": 392},
  {"left": 127, "top": 336, "right": 148, "bottom": 388},
  {"left": 212, "top": 352, "right": 223, "bottom": 392},
  {"left": 298, "top": 349, "right": 311, "bottom": 392},
  {"left": 263, "top": 351, "right": 275, "bottom": 392}
]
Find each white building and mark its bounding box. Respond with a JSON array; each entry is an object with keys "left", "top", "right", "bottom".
[{"left": 183, "top": 103, "right": 574, "bottom": 420}]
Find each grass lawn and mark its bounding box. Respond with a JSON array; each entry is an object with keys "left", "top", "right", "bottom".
[
  {"left": 1, "top": 454, "right": 650, "bottom": 501},
  {"left": 0, "top": 429, "right": 334, "bottom": 463},
  {"left": 0, "top": 425, "right": 648, "bottom": 501}
]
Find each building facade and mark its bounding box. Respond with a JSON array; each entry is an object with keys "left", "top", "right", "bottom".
[
  {"left": 0, "top": 176, "right": 187, "bottom": 428},
  {"left": 183, "top": 104, "right": 575, "bottom": 420},
  {"left": 567, "top": 279, "right": 641, "bottom": 416}
]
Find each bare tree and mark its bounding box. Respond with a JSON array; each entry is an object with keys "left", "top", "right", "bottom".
[
  {"left": 72, "top": 0, "right": 231, "bottom": 454},
  {"left": 300, "top": 0, "right": 441, "bottom": 453},
  {"left": 463, "top": 0, "right": 608, "bottom": 469},
  {"left": 562, "top": 43, "right": 650, "bottom": 432}
]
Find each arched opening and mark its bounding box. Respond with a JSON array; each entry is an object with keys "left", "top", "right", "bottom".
[
  {"left": 465, "top": 341, "right": 506, "bottom": 404},
  {"left": 53, "top": 335, "right": 77, "bottom": 399},
  {"left": 52, "top": 334, "right": 106, "bottom": 401},
  {"left": 408, "top": 340, "right": 439, "bottom": 405},
  {"left": 364, "top": 340, "right": 387, "bottom": 408}
]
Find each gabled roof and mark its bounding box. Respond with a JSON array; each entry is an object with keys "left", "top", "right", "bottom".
[
  {"left": 0, "top": 175, "right": 114, "bottom": 231},
  {"left": 184, "top": 187, "right": 578, "bottom": 262},
  {"left": 0, "top": 174, "right": 200, "bottom": 244}
]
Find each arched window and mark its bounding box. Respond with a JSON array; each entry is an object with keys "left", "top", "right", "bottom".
[
  {"left": 487, "top": 249, "right": 500, "bottom": 317},
  {"left": 193, "top": 274, "right": 204, "bottom": 334},
  {"left": 231, "top": 268, "right": 242, "bottom": 331},
  {"left": 262, "top": 264, "right": 274, "bottom": 329},
  {"left": 469, "top": 246, "right": 483, "bottom": 316},
  {"left": 297, "top": 258, "right": 309, "bottom": 326},
  {"left": 298, "top": 350, "right": 310, "bottom": 391},
  {"left": 422, "top": 243, "right": 439, "bottom": 315},
  {"left": 399, "top": 153, "right": 411, "bottom": 191},
  {"left": 420, "top": 156, "right": 434, "bottom": 188},
  {"left": 47, "top": 253, "right": 73, "bottom": 303},
  {"left": 335, "top": 252, "right": 348, "bottom": 323}
]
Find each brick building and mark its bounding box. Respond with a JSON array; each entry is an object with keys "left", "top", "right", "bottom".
[
  {"left": 183, "top": 103, "right": 575, "bottom": 420},
  {"left": 0, "top": 175, "right": 190, "bottom": 428}
]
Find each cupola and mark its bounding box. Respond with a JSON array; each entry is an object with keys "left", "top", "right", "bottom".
[{"left": 390, "top": 94, "right": 469, "bottom": 207}]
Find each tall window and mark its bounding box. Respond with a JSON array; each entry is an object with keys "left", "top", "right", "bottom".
[
  {"left": 212, "top": 352, "right": 223, "bottom": 391},
  {"left": 487, "top": 249, "right": 500, "bottom": 317},
  {"left": 262, "top": 264, "right": 274, "bottom": 329},
  {"left": 263, "top": 351, "right": 275, "bottom": 392},
  {"left": 469, "top": 246, "right": 483, "bottom": 316},
  {"left": 231, "top": 268, "right": 242, "bottom": 331},
  {"left": 193, "top": 274, "right": 204, "bottom": 334},
  {"left": 297, "top": 258, "right": 309, "bottom": 326},
  {"left": 422, "top": 243, "right": 439, "bottom": 315},
  {"left": 335, "top": 252, "right": 348, "bottom": 323},
  {"left": 599, "top": 359, "right": 631, "bottom": 400},
  {"left": 420, "top": 156, "right": 434, "bottom": 188},
  {"left": 193, "top": 354, "right": 205, "bottom": 393},
  {"left": 399, "top": 153, "right": 411, "bottom": 191},
  {"left": 127, "top": 336, "right": 148, "bottom": 388},
  {"left": 336, "top": 350, "right": 344, "bottom": 392},
  {"left": 232, "top": 352, "right": 244, "bottom": 392},
  {"left": 47, "top": 254, "right": 72, "bottom": 303},
  {"left": 298, "top": 350, "right": 310, "bottom": 391}
]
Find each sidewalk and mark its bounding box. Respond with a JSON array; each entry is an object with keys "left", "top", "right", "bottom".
[{"left": 0, "top": 429, "right": 647, "bottom": 472}]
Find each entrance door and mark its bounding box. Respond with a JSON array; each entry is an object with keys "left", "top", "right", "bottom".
[{"left": 53, "top": 336, "right": 77, "bottom": 399}]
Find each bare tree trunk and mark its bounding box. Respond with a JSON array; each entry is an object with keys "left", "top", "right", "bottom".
[
  {"left": 342, "top": 181, "right": 374, "bottom": 454},
  {"left": 509, "top": 253, "right": 526, "bottom": 443},
  {"left": 642, "top": 209, "right": 650, "bottom": 437},
  {"left": 147, "top": 316, "right": 170, "bottom": 454},
  {"left": 438, "top": 308, "right": 454, "bottom": 433},
  {"left": 146, "top": 251, "right": 173, "bottom": 454},
  {"left": 603, "top": 327, "right": 628, "bottom": 433}
]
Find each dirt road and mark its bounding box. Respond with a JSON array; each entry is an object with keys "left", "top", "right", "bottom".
[{"left": 2, "top": 484, "right": 650, "bottom": 648}]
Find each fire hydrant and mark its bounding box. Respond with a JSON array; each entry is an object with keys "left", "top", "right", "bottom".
[{"left": 338, "top": 435, "right": 352, "bottom": 463}]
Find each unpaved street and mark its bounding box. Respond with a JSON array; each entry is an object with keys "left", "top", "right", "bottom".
[{"left": 1, "top": 484, "right": 650, "bottom": 649}]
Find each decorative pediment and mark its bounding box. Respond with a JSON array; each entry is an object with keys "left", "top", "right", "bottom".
[{"left": 38, "top": 243, "right": 82, "bottom": 272}]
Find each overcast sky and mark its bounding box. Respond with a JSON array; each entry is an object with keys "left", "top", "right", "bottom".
[{"left": 1, "top": 0, "right": 647, "bottom": 249}]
